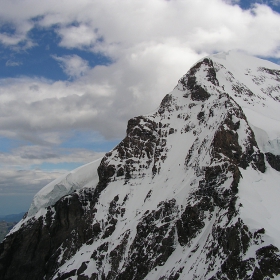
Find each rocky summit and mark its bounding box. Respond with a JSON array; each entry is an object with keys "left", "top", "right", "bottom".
[{"left": 1, "top": 51, "right": 280, "bottom": 280}]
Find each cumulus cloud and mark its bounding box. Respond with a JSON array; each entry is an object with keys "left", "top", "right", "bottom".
[
  {"left": 0, "top": 1, "right": 279, "bottom": 56},
  {"left": 0, "top": 33, "right": 24, "bottom": 46},
  {"left": 0, "top": 18, "right": 34, "bottom": 48},
  {"left": 0, "top": 45, "right": 203, "bottom": 144},
  {"left": 52, "top": 54, "right": 90, "bottom": 78},
  {"left": 0, "top": 1, "right": 279, "bottom": 143},
  {"left": 57, "top": 24, "right": 100, "bottom": 49}
]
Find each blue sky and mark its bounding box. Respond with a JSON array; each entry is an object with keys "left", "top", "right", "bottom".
[{"left": 0, "top": 0, "right": 280, "bottom": 215}]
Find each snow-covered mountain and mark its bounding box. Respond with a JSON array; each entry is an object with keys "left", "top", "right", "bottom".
[{"left": 1, "top": 51, "right": 280, "bottom": 280}]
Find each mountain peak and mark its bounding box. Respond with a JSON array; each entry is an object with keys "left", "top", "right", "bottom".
[{"left": 1, "top": 53, "right": 280, "bottom": 280}]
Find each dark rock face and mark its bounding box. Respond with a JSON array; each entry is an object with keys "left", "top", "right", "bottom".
[
  {"left": 210, "top": 96, "right": 265, "bottom": 173},
  {"left": 97, "top": 114, "right": 171, "bottom": 186},
  {"left": 158, "top": 94, "right": 173, "bottom": 114},
  {"left": 254, "top": 245, "right": 280, "bottom": 278},
  {"left": 117, "top": 200, "right": 177, "bottom": 280},
  {"left": 1, "top": 56, "right": 280, "bottom": 280},
  {"left": 266, "top": 152, "right": 280, "bottom": 171},
  {"left": 176, "top": 205, "right": 205, "bottom": 246},
  {"left": 0, "top": 190, "right": 101, "bottom": 280},
  {"left": 179, "top": 58, "right": 218, "bottom": 101}
]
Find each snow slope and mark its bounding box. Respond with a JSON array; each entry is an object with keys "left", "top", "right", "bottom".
[{"left": 212, "top": 51, "right": 280, "bottom": 155}]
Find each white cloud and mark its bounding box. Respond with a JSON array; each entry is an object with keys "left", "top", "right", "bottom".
[
  {"left": 0, "top": 168, "right": 61, "bottom": 195},
  {"left": 5, "top": 60, "right": 22, "bottom": 66},
  {"left": 0, "top": 33, "right": 24, "bottom": 46},
  {"left": 0, "top": 18, "right": 34, "bottom": 48},
  {"left": 52, "top": 54, "right": 90, "bottom": 78},
  {"left": 0, "top": 145, "right": 104, "bottom": 196},
  {"left": 0, "top": 145, "right": 104, "bottom": 169},
  {"left": 0, "top": 44, "right": 203, "bottom": 143},
  {"left": 0, "top": 1, "right": 279, "bottom": 57},
  {"left": 0, "top": 1, "right": 279, "bottom": 144},
  {"left": 57, "top": 24, "right": 100, "bottom": 49}
]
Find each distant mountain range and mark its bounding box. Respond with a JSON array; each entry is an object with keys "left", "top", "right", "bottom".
[
  {"left": 0, "top": 212, "right": 25, "bottom": 223},
  {"left": 1, "top": 51, "right": 280, "bottom": 279},
  {"left": 0, "top": 213, "right": 25, "bottom": 243}
]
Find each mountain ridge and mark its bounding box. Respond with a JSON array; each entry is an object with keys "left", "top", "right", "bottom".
[{"left": 1, "top": 51, "right": 280, "bottom": 280}]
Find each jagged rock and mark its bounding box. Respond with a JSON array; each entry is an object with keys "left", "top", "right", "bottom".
[{"left": 265, "top": 152, "right": 280, "bottom": 171}]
